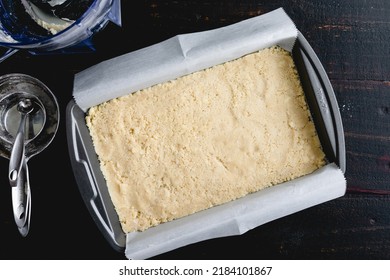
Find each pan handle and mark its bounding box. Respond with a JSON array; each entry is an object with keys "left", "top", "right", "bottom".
[{"left": 66, "top": 100, "right": 126, "bottom": 252}]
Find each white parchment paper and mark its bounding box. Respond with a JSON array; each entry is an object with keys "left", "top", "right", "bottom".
[
  {"left": 72, "top": 8, "right": 347, "bottom": 259},
  {"left": 73, "top": 8, "right": 298, "bottom": 111}
]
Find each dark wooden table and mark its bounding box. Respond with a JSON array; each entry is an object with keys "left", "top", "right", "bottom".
[{"left": 1, "top": 0, "right": 389, "bottom": 260}]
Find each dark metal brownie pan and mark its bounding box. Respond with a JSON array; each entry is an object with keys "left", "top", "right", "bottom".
[{"left": 66, "top": 32, "right": 346, "bottom": 252}]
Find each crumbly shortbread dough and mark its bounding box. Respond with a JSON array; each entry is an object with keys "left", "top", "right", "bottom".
[
  {"left": 86, "top": 46, "right": 326, "bottom": 233},
  {"left": 21, "top": 0, "right": 73, "bottom": 35}
]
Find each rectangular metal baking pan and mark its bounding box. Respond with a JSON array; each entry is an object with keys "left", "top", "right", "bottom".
[{"left": 66, "top": 32, "right": 346, "bottom": 252}]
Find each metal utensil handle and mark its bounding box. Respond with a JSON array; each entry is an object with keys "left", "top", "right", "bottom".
[
  {"left": 8, "top": 108, "right": 31, "bottom": 236},
  {"left": 11, "top": 159, "right": 31, "bottom": 237}
]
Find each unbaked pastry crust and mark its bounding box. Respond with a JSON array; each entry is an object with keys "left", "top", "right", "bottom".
[{"left": 86, "top": 46, "right": 326, "bottom": 233}]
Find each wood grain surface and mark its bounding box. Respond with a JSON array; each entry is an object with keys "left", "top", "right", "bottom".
[{"left": 0, "top": 0, "right": 389, "bottom": 259}]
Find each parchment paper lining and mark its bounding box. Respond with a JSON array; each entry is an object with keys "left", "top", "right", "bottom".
[{"left": 73, "top": 8, "right": 298, "bottom": 111}]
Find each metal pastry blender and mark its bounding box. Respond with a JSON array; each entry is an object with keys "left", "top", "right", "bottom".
[{"left": 0, "top": 74, "right": 59, "bottom": 236}]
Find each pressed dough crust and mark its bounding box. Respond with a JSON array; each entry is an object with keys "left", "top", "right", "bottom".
[{"left": 86, "top": 46, "right": 326, "bottom": 233}]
